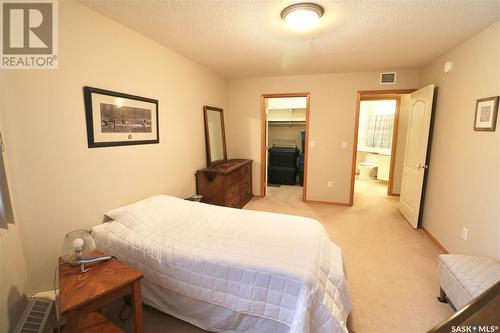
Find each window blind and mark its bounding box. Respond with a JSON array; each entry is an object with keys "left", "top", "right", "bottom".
[{"left": 365, "top": 114, "right": 394, "bottom": 149}]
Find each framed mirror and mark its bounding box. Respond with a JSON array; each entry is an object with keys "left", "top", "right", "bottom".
[{"left": 203, "top": 106, "right": 227, "bottom": 166}]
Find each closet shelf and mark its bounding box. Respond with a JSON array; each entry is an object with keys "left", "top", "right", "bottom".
[{"left": 268, "top": 121, "right": 306, "bottom": 127}]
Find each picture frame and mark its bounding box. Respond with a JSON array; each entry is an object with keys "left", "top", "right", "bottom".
[
  {"left": 474, "top": 96, "right": 499, "bottom": 132},
  {"left": 83, "top": 86, "right": 159, "bottom": 148}
]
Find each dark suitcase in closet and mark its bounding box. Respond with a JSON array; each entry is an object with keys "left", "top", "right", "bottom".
[{"left": 268, "top": 146, "right": 299, "bottom": 185}]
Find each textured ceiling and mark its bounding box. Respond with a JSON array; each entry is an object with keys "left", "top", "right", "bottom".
[{"left": 79, "top": 0, "right": 500, "bottom": 79}]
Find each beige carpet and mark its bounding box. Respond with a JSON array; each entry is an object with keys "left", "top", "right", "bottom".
[{"left": 107, "top": 180, "right": 453, "bottom": 332}]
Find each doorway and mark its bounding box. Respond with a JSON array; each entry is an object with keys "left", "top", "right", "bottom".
[
  {"left": 260, "top": 93, "right": 310, "bottom": 200},
  {"left": 350, "top": 89, "right": 416, "bottom": 205}
]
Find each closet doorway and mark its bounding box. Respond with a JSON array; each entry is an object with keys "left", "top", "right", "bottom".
[{"left": 260, "top": 93, "right": 310, "bottom": 201}]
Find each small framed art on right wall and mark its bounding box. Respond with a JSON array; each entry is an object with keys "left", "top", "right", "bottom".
[{"left": 474, "top": 96, "right": 499, "bottom": 131}]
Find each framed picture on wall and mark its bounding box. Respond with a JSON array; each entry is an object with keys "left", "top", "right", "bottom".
[
  {"left": 474, "top": 96, "right": 499, "bottom": 131},
  {"left": 83, "top": 86, "right": 159, "bottom": 148}
]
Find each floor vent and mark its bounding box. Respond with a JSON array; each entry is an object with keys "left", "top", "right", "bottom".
[
  {"left": 15, "top": 298, "right": 55, "bottom": 333},
  {"left": 379, "top": 72, "right": 397, "bottom": 84}
]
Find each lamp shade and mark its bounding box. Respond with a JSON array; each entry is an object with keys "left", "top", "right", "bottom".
[{"left": 61, "top": 230, "right": 96, "bottom": 265}]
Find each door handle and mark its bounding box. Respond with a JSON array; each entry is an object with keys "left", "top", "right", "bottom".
[{"left": 415, "top": 164, "right": 428, "bottom": 169}]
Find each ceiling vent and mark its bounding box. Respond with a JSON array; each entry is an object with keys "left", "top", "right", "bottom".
[{"left": 379, "top": 72, "right": 397, "bottom": 84}]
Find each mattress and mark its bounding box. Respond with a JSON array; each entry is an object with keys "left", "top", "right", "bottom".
[{"left": 92, "top": 195, "right": 352, "bottom": 333}]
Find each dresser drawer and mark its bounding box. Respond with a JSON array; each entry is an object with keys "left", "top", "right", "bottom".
[
  {"left": 226, "top": 164, "right": 250, "bottom": 187},
  {"left": 242, "top": 163, "right": 251, "bottom": 178},
  {"left": 226, "top": 170, "right": 241, "bottom": 187},
  {"left": 241, "top": 173, "right": 250, "bottom": 190},
  {"left": 241, "top": 176, "right": 251, "bottom": 188},
  {"left": 242, "top": 185, "right": 252, "bottom": 199},
  {"left": 225, "top": 184, "right": 240, "bottom": 207}
]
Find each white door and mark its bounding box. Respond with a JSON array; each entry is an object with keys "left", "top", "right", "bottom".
[{"left": 399, "top": 84, "right": 435, "bottom": 229}]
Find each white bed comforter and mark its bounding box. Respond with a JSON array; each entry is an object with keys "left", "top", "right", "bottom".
[{"left": 92, "top": 195, "right": 352, "bottom": 333}]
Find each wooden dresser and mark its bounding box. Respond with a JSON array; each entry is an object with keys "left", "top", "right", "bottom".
[{"left": 196, "top": 159, "right": 253, "bottom": 208}]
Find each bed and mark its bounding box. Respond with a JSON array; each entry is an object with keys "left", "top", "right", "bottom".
[{"left": 91, "top": 195, "right": 352, "bottom": 333}]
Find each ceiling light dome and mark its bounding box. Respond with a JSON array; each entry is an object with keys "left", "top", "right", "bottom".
[{"left": 281, "top": 3, "right": 324, "bottom": 32}]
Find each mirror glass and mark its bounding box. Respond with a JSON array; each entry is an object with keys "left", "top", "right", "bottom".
[{"left": 203, "top": 106, "right": 227, "bottom": 165}]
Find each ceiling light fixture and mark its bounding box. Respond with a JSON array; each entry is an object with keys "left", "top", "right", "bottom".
[{"left": 281, "top": 3, "right": 324, "bottom": 32}]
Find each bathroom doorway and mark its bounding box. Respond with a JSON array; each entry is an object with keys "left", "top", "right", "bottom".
[
  {"left": 350, "top": 90, "right": 416, "bottom": 205},
  {"left": 260, "top": 93, "right": 310, "bottom": 201}
]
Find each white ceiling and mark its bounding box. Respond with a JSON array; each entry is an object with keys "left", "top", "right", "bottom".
[{"left": 79, "top": 0, "right": 500, "bottom": 79}]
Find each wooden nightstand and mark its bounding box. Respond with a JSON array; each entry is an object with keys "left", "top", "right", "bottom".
[{"left": 59, "top": 251, "right": 144, "bottom": 333}]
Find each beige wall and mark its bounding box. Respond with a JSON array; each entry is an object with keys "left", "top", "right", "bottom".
[
  {"left": 226, "top": 70, "right": 420, "bottom": 202},
  {"left": 420, "top": 21, "right": 500, "bottom": 259},
  {"left": 0, "top": 71, "right": 30, "bottom": 333},
  {"left": 392, "top": 94, "right": 411, "bottom": 194},
  {"left": 0, "top": 225, "right": 29, "bottom": 332},
  {"left": 268, "top": 125, "right": 306, "bottom": 151},
  {"left": 1, "top": 1, "right": 226, "bottom": 292}
]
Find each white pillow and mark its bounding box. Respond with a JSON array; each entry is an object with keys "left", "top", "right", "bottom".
[{"left": 105, "top": 195, "right": 162, "bottom": 219}]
